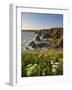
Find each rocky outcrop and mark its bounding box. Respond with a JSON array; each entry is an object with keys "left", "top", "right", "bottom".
[{"left": 29, "top": 27, "right": 63, "bottom": 49}]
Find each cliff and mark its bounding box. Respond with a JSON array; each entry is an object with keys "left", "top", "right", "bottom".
[{"left": 29, "top": 27, "right": 63, "bottom": 49}]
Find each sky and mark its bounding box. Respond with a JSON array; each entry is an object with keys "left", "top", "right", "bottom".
[{"left": 21, "top": 12, "right": 63, "bottom": 30}]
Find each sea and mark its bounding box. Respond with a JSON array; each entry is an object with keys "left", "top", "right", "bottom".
[{"left": 21, "top": 31, "right": 37, "bottom": 51}]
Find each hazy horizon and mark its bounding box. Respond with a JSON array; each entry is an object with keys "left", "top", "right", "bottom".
[
  {"left": 21, "top": 27, "right": 63, "bottom": 31},
  {"left": 21, "top": 12, "right": 63, "bottom": 30}
]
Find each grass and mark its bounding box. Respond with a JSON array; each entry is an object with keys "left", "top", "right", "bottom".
[{"left": 21, "top": 49, "right": 63, "bottom": 77}]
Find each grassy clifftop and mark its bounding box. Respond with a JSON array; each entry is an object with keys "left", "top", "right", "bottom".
[{"left": 22, "top": 49, "right": 63, "bottom": 77}]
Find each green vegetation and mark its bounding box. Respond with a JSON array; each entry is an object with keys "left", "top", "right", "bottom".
[{"left": 21, "top": 49, "right": 63, "bottom": 77}]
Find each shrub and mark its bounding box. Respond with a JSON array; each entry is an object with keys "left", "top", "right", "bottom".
[{"left": 21, "top": 49, "right": 63, "bottom": 77}]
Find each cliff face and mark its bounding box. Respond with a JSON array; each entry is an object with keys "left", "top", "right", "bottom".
[{"left": 28, "top": 28, "right": 63, "bottom": 50}]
